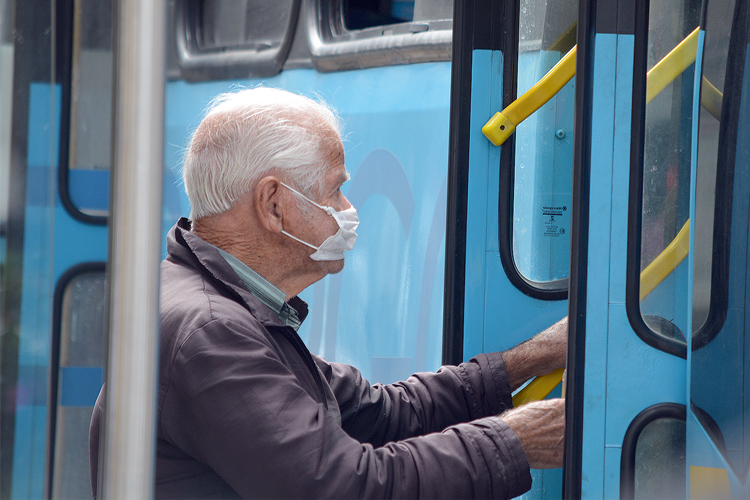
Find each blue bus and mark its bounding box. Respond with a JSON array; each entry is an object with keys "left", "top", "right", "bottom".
[{"left": 0, "top": 0, "right": 747, "bottom": 497}]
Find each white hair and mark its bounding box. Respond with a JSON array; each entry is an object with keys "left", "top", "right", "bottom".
[{"left": 183, "top": 87, "right": 342, "bottom": 220}]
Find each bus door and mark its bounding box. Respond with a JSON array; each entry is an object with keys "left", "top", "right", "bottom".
[
  {"left": 564, "top": 0, "right": 700, "bottom": 496},
  {"left": 0, "top": 0, "right": 111, "bottom": 498},
  {"left": 448, "top": 0, "right": 574, "bottom": 496},
  {"left": 687, "top": 0, "right": 750, "bottom": 496},
  {"left": 568, "top": 0, "right": 750, "bottom": 497}
]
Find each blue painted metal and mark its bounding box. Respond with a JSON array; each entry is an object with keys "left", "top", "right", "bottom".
[
  {"left": 60, "top": 367, "right": 104, "bottom": 407},
  {"left": 581, "top": 33, "right": 687, "bottom": 499},
  {"left": 463, "top": 49, "right": 567, "bottom": 364},
  {"left": 68, "top": 169, "right": 109, "bottom": 213},
  {"left": 13, "top": 83, "right": 59, "bottom": 499},
  {"left": 687, "top": 412, "right": 749, "bottom": 497},
  {"left": 688, "top": 40, "right": 750, "bottom": 494},
  {"left": 464, "top": 49, "right": 568, "bottom": 500}
]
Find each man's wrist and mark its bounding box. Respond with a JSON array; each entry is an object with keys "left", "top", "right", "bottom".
[{"left": 501, "top": 317, "right": 567, "bottom": 391}]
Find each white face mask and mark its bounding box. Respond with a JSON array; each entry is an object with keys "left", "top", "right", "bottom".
[{"left": 280, "top": 182, "right": 359, "bottom": 261}]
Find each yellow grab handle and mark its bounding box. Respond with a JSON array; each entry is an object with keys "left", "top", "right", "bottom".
[
  {"left": 640, "top": 219, "right": 690, "bottom": 301},
  {"left": 700, "top": 76, "right": 723, "bottom": 120},
  {"left": 690, "top": 466, "right": 733, "bottom": 500},
  {"left": 497, "top": 28, "right": 704, "bottom": 406},
  {"left": 512, "top": 218, "right": 686, "bottom": 404},
  {"left": 512, "top": 368, "right": 565, "bottom": 407},
  {"left": 482, "top": 46, "right": 577, "bottom": 146},
  {"left": 484, "top": 27, "right": 704, "bottom": 147},
  {"left": 646, "top": 27, "right": 700, "bottom": 104}
]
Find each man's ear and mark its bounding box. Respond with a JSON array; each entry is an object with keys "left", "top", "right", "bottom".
[{"left": 254, "top": 176, "right": 285, "bottom": 233}]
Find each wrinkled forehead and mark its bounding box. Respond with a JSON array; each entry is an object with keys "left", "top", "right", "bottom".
[{"left": 318, "top": 123, "right": 344, "bottom": 158}]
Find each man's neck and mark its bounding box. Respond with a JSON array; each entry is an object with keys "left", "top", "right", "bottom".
[{"left": 192, "top": 218, "right": 324, "bottom": 301}]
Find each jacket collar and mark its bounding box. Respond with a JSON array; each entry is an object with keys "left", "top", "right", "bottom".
[{"left": 167, "top": 218, "right": 309, "bottom": 327}]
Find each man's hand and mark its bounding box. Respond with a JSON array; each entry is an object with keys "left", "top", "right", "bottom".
[
  {"left": 502, "top": 317, "right": 568, "bottom": 391},
  {"left": 499, "top": 398, "right": 565, "bottom": 469}
]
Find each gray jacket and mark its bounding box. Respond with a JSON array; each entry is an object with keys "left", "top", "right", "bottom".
[{"left": 90, "top": 218, "right": 532, "bottom": 499}]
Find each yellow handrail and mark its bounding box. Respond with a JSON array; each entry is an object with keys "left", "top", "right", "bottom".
[
  {"left": 512, "top": 220, "right": 691, "bottom": 406},
  {"left": 700, "top": 76, "right": 723, "bottom": 120},
  {"left": 483, "top": 27, "right": 704, "bottom": 147},
  {"left": 512, "top": 368, "right": 566, "bottom": 407},
  {"left": 640, "top": 219, "right": 690, "bottom": 301},
  {"left": 646, "top": 27, "right": 700, "bottom": 103},
  {"left": 483, "top": 46, "right": 577, "bottom": 146},
  {"left": 501, "top": 27, "right": 708, "bottom": 406}
]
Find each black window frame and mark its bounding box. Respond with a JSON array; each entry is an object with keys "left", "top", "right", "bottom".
[
  {"left": 496, "top": 0, "right": 576, "bottom": 301},
  {"left": 57, "top": 0, "right": 110, "bottom": 225},
  {"left": 619, "top": 403, "right": 687, "bottom": 500},
  {"left": 625, "top": 0, "right": 702, "bottom": 360},
  {"left": 692, "top": 0, "right": 749, "bottom": 350},
  {"left": 45, "top": 262, "right": 107, "bottom": 500}
]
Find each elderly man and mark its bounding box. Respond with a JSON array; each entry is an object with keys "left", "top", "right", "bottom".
[{"left": 90, "top": 87, "right": 566, "bottom": 499}]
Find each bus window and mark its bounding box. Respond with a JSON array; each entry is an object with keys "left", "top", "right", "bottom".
[
  {"left": 342, "top": 0, "right": 452, "bottom": 30},
  {"left": 49, "top": 266, "right": 107, "bottom": 499},
  {"left": 691, "top": 0, "right": 735, "bottom": 338},
  {"left": 196, "top": 0, "right": 295, "bottom": 52},
  {"left": 60, "top": 0, "right": 113, "bottom": 222},
  {"left": 690, "top": 0, "right": 749, "bottom": 481},
  {"left": 631, "top": 0, "right": 701, "bottom": 355},
  {"left": 633, "top": 418, "right": 686, "bottom": 498},
  {"left": 310, "top": 0, "right": 452, "bottom": 71},
  {"left": 620, "top": 404, "right": 687, "bottom": 500},
  {"left": 510, "top": 0, "right": 577, "bottom": 288},
  {"left": 175, "top": 0, "right": 300, "bottom": 81},
  {"left": 0, "top": 0, "right": 10, "bottom": 256}
]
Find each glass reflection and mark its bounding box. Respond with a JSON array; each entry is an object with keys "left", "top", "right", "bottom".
[
  {"left": 638, "top": 0, "right": 701, "bottom": 345},
  {"left": 200, "top": 0, "right": 294, "bottom": 50},
  {"left": 52, "top": 272, "right": 107, "bottom": 499},
  {"left": 634, "top": 418, "right": 686, "bottom": 500},
  {"left": 512, "top": 0, "right": 577, "bottom": 283},
  {"left": 690, "top": 0, "right": 750, "bottom": 483},
  {"left": 66, "top": 0, "right": 113, "bottom": 217},
  {"left": 0, "top": 0, "right": 16, "bottom": 497}
]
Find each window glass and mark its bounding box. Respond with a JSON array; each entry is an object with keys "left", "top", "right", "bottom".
[
  {"left": 343, "top": 0, "right": 452, "bottom": 30},
  {"left": 311, "top": 0, "right": 452, "bottom": 71},
  {"left": 65, "top": 0, "right": 113, "bottom": 217},
  {"left": 633, "top": 418, "right": 686, "bottom": 499},
  {"left": 512, "top": 0, "right": 577, "bottom": 284},
  {"left": 691, "top": 0, "right": 734, "bottom": 334},
  {"left": 198, "top": 0, "right": 294, "bottom": 52},
  {"left": 176, "top": 0, "right": 299, "bottom": 81},
  {"left": 690, "top": 0, "right": 749, "bottom": 480},
  {"left": 0, "top": 6, "right": 12, "bottom": 494},
  {"left": 637, "top": 0, "right": 700, "bottom": 342},
  {"left": 0, "top": 0, "right": 11, "bottom": 260},
  {"left": 51, "top": 270, "right": 107, "bottom": 499},
  {"left": 2, "top": 2, "right": 56, "bottom": 496}
]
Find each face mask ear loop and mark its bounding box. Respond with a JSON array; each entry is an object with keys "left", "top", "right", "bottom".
[
  {"left": 280, "top": 181, "right": 335, "bottom": 216},
  {"left": 281, "top": 230, "right": 320, "bottom": 251}
]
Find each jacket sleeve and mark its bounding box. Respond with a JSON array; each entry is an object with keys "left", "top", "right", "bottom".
[
  {"left": 160, "top": 319, "right": 531, "bottom": 500},
  {"left": 315, "top": 352, "right": 515, "bottom": 446}
]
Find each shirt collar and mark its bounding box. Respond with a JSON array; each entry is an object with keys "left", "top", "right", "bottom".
[{"left": 215, "top": 247, "right": 302, "bottom": 331}]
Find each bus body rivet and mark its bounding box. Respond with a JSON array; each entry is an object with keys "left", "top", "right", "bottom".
[{"left": 556, "top": 129, "right": 566, "bottom": 139}]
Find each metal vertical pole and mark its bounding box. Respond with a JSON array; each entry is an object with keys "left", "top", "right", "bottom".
[{"left": 100, "top": 0, "right": 165, "bottom": 497}]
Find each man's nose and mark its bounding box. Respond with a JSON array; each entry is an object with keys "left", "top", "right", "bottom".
[{"left": 342, "top": 195, "right": 354, "bottom": 211}]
